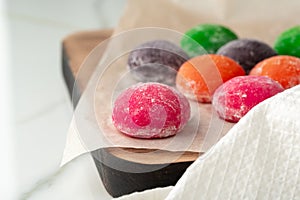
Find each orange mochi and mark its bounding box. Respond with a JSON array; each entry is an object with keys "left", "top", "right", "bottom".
[
  {"left": 250, "top": 55, "right": 300, "bottom": 89},
  {"left": 176, "top": 54, "right": 245, "bottom": 103}
]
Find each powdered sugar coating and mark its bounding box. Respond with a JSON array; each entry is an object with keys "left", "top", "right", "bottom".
[
  {"left": 250, "top": 55, "right": 300, "bottom": 89},
  {"left": 274, "top": 25, "right": 300, "bottom": 58},
  {"left": 112, "top": 82, "right": 191, "bottom": 138},
  {"left": 176, "top": 54, "right": 245, "bottom": 103},
  {"left": 217, "top": 39, "right": 277, "bottom": 73},
  {"left": 212, "top": 76, "right": 284, "bottom": 122},
  {"left": 128, "top": 40, "right": 189, "bottom": 85},
  {"left": 181, "top": 24, "right": 238, "bottom": 57}
]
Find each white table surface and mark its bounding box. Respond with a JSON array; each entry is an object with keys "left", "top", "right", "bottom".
[{"left": 1, "top": 0, "right": 126, "bottom": 199}]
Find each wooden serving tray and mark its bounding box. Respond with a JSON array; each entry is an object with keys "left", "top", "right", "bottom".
[{"left": 62, "top": 30, "right": 209, "bottom": 197}]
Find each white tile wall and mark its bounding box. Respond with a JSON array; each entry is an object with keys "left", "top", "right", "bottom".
[{"left": 4, "top": 0, "right": 126, "bottom": 199}]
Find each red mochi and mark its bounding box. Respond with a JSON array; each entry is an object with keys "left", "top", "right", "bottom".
[
  {"left": 112, "top": 82, "right": 191, "bottom": 138},
  {"left": 212, "top": 76, "right": 284, "bottom": 122}
]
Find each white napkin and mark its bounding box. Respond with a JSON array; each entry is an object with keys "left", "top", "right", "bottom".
[{"left": 114, "top": 85, "right": 300, "bottom": 200}]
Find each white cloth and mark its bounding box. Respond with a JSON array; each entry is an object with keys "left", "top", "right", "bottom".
[{"left": 114, "top": 85, "right": 300, "bottom": 200}]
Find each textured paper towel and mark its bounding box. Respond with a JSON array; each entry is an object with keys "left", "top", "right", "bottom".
[
  {"left": 62, "top": 0, "right": 300, "bottom": 165},
  {"left": 113, "top": 85, "right": 300, "bottom": 200}
]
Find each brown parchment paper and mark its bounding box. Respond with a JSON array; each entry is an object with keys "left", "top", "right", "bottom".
[
  {"left": 61, "top": 0, "right": 300, "bottom": 165},
  {"left": 115, "top": 0, "right": 300, "bottom": 44}
]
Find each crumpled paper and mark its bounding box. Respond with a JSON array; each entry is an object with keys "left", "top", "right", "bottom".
[{"left": 113, "top": 85, "right": 300, "bottom": 200}]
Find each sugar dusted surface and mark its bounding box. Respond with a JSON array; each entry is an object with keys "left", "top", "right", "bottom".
[
  {"left": 127, "top": 40, "right": 189, "bottom": 85},
  {"left": 250, "top": 55, "right": 300, "bottom": 89},
  {"left": 112, "top": 82, "right": 191, "bottom": 138},
  {"left": 212, "top": 76, "right": 284, "bottom": 122},
  {"left": 176, "top": 54, "right": 245, "bottom": 103},
  {"left": 217, "top": 39, "right": 277, "bottom": 73}
]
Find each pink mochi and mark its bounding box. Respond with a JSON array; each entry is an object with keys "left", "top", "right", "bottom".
[
  {"left": 112, "top": 82, "right": 191, "bottom": 139},
  {"left": 212, "top": 76, "right": 284, "bottom": 122}
]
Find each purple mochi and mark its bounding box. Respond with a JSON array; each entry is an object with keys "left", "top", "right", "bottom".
[
  {"left": 217, "top": 39, "right": 277, "bottom": 73},
  {"left": 128, "top": 40, "right": 189, "bottom": 85}
]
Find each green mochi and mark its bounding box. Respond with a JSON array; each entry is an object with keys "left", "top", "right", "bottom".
[
  {"left": 274, "top": 26, "right": 300, "bottom": 58},
  {"left": 181, "top": 24, "right": 238, "bottom": 57}
]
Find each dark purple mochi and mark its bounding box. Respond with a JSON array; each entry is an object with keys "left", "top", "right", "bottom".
[
  {"left": 128, "top": 40, "right": 189, "bottom": 85},
  {"left": 217, "top": 39, "right": 277, "bottom": 73}
]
